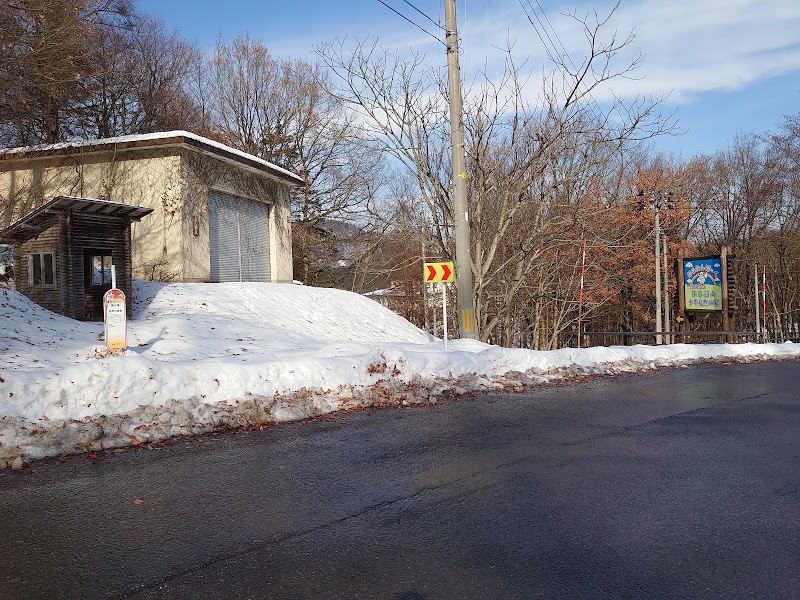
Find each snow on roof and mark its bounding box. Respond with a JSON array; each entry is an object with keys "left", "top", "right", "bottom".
[{"left": 0, "top": 130, "right": 305, "bottom": 186}]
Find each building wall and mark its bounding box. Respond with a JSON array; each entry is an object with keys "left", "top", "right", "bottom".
[
  {"left": 1, "top": 144, "right": 295, "bottom": 284},
  {"left": 0, "top": 148, "right": 182, "bottom": 281},
  {"left": 269, "top": 186, "right": 294, "bottom": 283},
  {"left": 12, "top": 223, "right": 64, "bottom": 315},
  {"left": 180, "top": 149, "right": 294, "bottom": 283}
]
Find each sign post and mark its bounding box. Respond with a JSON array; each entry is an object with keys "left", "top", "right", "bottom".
[
  {"left": 424, "top": 261, "right": 455, "bottom": 348},
  {"left": 103, "top": 265, "right": 127, "bottom": 352},
  {"left": 440, "top": 283, "right": 448, "bottom": 349}
]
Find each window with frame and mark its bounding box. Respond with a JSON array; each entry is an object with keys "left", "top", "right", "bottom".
[
  {"left": 89, "top": 253, "right": 113, "bottom": 286},
  {"left": 29, "top": 252, "right": 56, "bottom": 288}
]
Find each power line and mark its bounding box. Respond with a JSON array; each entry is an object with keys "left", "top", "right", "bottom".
[
  {"left": 517, "top": 0, "right": 608, "bottom": 128},
  {"left": 534, "top": 0, "right": 572, "bottom": 65},
  {"left": 400, "top": 0, "right": 444, "bottom": 31},
  {"left": 376, "top": 0, "right": 444, "bottom": 45},
  {"left": 519, "top": 0, "right": 557, "bottom": 63}
]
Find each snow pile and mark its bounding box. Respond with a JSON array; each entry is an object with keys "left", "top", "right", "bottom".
[{"left": 2, "top": 281, "right": 799, "bottom": 468}]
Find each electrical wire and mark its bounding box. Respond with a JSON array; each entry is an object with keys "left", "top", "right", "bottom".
[
  {"left": 517, "top": 0, "right": 607, "bottom": 127},
  {"left": 376, "top": 0, "right": 444, "bottom": 45},
  {"left": 400, "top": 0, "right": 444, "bottom": 30},
  {"left": 518, "top": 0, "right": 557, "bottom": 63},
  {"left": 534, "top": 0, "right": 572, "bottom": 65}
]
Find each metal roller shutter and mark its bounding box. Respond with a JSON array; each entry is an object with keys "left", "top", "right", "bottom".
[{"left": 208, "top": 191, "right": 271, "bottom": 283}]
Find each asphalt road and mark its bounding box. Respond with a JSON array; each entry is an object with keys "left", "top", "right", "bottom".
[{"left": 1, "top": 360, "right": 799, "bottom": 600}]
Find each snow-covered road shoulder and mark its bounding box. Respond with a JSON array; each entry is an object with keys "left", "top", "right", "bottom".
[{"left": 2, "top": 281, "right": 798, "bottom": 469}]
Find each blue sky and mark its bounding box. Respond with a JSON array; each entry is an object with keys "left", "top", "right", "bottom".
[{"left": 136, "top": 0, "right": 800, "bottom": 158}]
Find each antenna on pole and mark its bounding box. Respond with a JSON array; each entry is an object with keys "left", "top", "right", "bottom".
[{"left": 444, "top": 0, "right": 477, "bottom": 339}]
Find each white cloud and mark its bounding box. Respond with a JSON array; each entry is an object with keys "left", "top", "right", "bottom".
[{"left": 425, "top": 0, "right": 800, "bottom": 105}]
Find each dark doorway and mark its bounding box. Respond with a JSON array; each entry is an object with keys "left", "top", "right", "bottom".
[{"left": 84, "top": 249, "right": 113, "bottom": 320}]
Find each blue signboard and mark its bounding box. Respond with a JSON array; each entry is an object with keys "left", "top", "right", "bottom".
[{"left": 684, "top": 257, "right": 722, "bottom": 311}]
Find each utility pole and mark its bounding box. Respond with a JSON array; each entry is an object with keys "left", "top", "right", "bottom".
[
  {"left": 754, "top": 263, "right": 761, "bottom": 342},
  {"left": 576, "top": 238, "right": 587, "bottom": 348},
  {"left": 444, "top": 0, "right": 477, "bottom": 339},
  {"left": 639, "top": 189, "right": 668, "bottom": 345},
  {"left": 654, "top": 205, "right": 662, "bottom": 344}
]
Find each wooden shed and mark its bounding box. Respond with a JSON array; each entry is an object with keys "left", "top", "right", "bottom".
[{"left": 0, "top": 196, "right": 153, "bottom": 320}]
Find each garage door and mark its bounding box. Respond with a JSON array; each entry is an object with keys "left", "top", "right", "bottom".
[{"left": 208, "top": 191, "right": 271, "bottom": 283}]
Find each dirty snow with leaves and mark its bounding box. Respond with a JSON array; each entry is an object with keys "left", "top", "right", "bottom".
[{"left": 2, "top": 280, "right": 799, "bottom": 468}]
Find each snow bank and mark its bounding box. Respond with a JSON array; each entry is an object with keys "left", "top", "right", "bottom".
[{"left": 2, "top": 282, "right": 798, "bottom": 468}]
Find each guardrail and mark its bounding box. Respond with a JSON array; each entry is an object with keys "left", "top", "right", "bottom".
[{"left": 575, "top": 331, "right": 800, "bottom": 347}]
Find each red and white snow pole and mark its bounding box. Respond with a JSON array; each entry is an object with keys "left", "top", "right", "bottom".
[{"left": 762, "top": 265, "right": 767, "bottom": 342}]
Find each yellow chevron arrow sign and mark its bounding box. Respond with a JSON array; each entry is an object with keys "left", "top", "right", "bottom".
[{"left": 424, "top": 261, "right": 454, "bottom": 284}]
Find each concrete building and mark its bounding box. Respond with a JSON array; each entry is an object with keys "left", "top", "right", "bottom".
[{"left": 0, "top": 131, "right": 304, "bottom": 283}]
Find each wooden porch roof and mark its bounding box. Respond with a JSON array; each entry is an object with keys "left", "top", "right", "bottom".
[{"left": 0, "top": 196, "right": 153, "bottom": 244}]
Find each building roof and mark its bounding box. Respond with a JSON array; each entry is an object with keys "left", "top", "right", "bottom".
[
  {"left": 0, "top": 130, "right": 305, "bottom": 186},
  {"left": 0, "top": 196, "right": 154, "bottom": 244}
]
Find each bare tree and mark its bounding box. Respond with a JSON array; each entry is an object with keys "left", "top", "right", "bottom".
[
  {"left": 75, "top": 15, "right": 205, "bottom": 138},
  {"left": 692, "top": 134, "right": 784, "bottom": 252},
  {"left": 207, "top": 35, "right": 387, "bottom": 285},
  {"left": 317, "top": 4, "right": 674, "bottom": 344},
  {"left": 0, "top": 0, "right": 132, "bottom": 145},
  {"left": 761, "top": 114, "right": 800, "bottom": 338}
]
